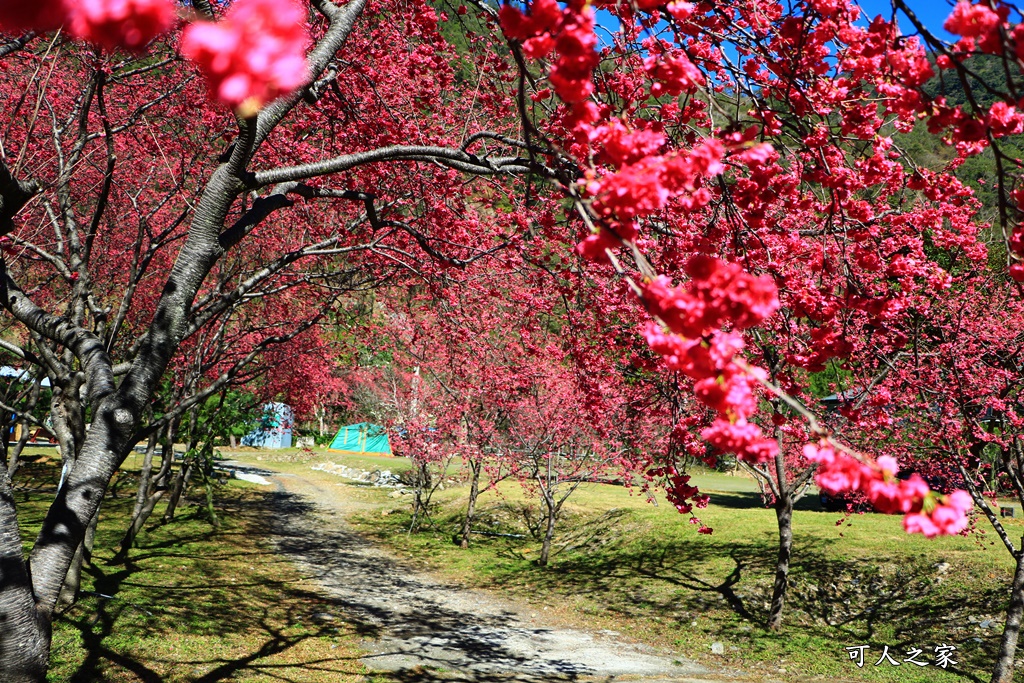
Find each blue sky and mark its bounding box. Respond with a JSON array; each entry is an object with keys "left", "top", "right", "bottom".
[
  {"left": 858, "top": 0, "right": 958, "bottom": 42},
  {"left": 593, "top": 0, "right": 961, "bottom": 44}
]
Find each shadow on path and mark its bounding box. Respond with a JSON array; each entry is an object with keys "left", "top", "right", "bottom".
[{"left": 265, "top": 477, "right": 711, "bottom": 683}]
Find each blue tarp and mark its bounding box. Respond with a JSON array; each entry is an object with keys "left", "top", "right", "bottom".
[
  {"left": 241, "top": 403, "right": 293, "bottom": 449},
  {"left": 328, "top": 422, "right": 392, "bottom": 455}
]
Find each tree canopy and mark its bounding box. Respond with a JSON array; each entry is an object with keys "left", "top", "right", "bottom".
[{"left": 3, "top": 1, "right": 1024, "bottom": 682}]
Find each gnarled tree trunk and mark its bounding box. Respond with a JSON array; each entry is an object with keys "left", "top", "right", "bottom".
[
  {"left": 767, "top": 492, "right": 794, "bottom": 631},
  {"left": 56, "top": 502, "right": 102, "bottom": 611},
  {"left": 162, "top": 459, "right": 193, "bottom": 524},
  {"left": 992, "top": 540, "right": 1024, "bottom": 683},
  {"left": 538, "top": 500, "right": 556, "bottom": 567},
  {"left": 0, "top": 466, "right": 50, "bottom": 683}
]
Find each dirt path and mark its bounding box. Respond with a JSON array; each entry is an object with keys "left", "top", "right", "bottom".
[{"left": 242, "top": 462, "right": 768, "bottom": 683}]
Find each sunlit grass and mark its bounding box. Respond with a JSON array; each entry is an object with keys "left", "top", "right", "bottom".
[
  {"left": 338, "top": 463, "right": 1016, "bottom": 683},
  {"left": 13, "top": 458, "right": 368, "bottom": 683}
]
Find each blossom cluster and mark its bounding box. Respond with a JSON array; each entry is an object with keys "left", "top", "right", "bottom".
[
  {"left": 499, "top": 0, "right": 599, "bottom": 103},
  {"left": 181, "top": 0, "right": 310, "bottom": 115},
  {"left": 647, "top": 466, "right": 711, "bottom": 532},
  {"left": 0, "top": 0, "right": 311, "bottom": 113},
  {"left": 499, "top": 0, "right": 981, "bottom": 541},
  {"left": 804, "top": 443, "right": 973, "bottom": 537},
  {"left": 0, "top": 0, "right": 176, "bottom": 51},
  {"left": 642, "top": 256, "right": 781, "bottom": 465},
  {"left": 943, "top": 0, "right": 1012, "bottom": 54},
  {"left": 913, "top": 2, "right": 1024, "bottom": 271}
]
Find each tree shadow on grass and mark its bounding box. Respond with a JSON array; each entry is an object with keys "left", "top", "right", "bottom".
[
  {"left": 63, "top": 487, "right": 615, "bottom": 683},
  {"left": 57, "top": 490, "right": 373, "bottom": 682},
  {"left": 520, "top": 528, "right": 1000, "bottom": 683}
]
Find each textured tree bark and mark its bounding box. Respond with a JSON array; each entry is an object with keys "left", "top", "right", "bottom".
[
  {"left": 50, "top": 383, "right": 86, "bottom": 469},
  {"left": 459, "top": 459, "right": 482, "bottom": 549},
  {"left": 0, "top": 467, "right": 49, "bottom": 683},
  {"left": 767, "top": 493, "right": 794, "bottom": 631},
  {"left": 992, "top": 541, "right": 1024, "bottom": 683},
  {"left": 56, "top": 501, "right": 101, "bottom": 611}
]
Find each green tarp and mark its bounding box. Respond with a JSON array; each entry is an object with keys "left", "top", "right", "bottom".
[{"left": 328, "top": 422, "right": 392, "bottom": 455}]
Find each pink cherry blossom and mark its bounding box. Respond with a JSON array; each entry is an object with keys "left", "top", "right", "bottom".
[
  {"left": 902, "top": 512, "right": 941, "bottom": 537},
  {"left": 814, "top": 453, "right": 870, "bottom": 496},
  {"left": 903, "top": 490, "right": 973, "bottom": 537},
  {"left": 66, "top": 0, "right": 176, "bottom": 52},
  {"left": 943, "top": 1, "right": 1001, "bottom": 38},
  {"left": 701, "top": 418, "right": 779, "bottom": 464},
  {"left": 181, "top": 0, "right": 311, "bottom": 114}
]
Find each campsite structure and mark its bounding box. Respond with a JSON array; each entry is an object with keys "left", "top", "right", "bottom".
[
  {"left": 328, "top": 423, "right": 393, "bottom": 456},
  {"left": 241, "top": 403, "right": 294, "bottom": 449}
]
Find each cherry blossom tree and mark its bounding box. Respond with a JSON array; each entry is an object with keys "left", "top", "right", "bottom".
[
  {"left": 0, "top": 0, "right": 534, "bottom": 678},
  {"left": 490, "top": 0, "right": 998, "bottom": 640},
  {"left": 2, "top": 0, "right": 1023, "bottom": 681},
  {"left": 507, "top": 365, "right": 619, "bottom": 566}
]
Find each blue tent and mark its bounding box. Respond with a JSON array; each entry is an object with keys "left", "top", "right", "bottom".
[
  {"left": 328, "top": 422, "right": 392, "bottom": 455},
  {"left": 241, "top": 403, "right": 293, "bottom": 449}
]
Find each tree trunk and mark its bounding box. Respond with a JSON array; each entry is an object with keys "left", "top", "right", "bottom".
[
  {"left": 992, "top": 541, "right": 1024, "bottom": 683},
  {"left": 56, "top": 501, "right": 102, "bottom": 611},
  {"left": 114, "top": 432, "right": 164, "bottom": 560},
  {"left": 539, "top": 500, "right": 556, "bottom": 567},
  {"left": 767, "top": 492, "right": 794, "bottom": 630},
  {"left": 9, "top": 377, "right": 44, "bottom": 478},
  {"left": 130, "top": 433, "right": 159, "bottom": 521},
  {"left": 199, "top": 453, "right": 220, "bottom": 529},
  {"left": 0, "top": 465, "right": 50, "bottom": 683},
  {"left": 162, "top": 460, "right": 192, "bottom": 524},
  {"left": 115, "top": 490, "right": 165, "bottom": 562},
  {"left": 409, "top": 460, "right": 431, "bottom": 532},
  {"left": 7, "top": 419, "right": 32, "bottom": 478},
  {"left": 459, "top": 459, "right": 482, "bottom": 549}
]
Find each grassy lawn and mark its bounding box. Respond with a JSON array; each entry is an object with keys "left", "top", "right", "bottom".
[
  {"left": 344, "top": 465, "right": 1020, "bottom": 683},
  {"left": 12, "top": 456, "right": 368, "bottom": 683}
]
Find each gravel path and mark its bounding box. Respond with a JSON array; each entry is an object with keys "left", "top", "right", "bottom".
[{"left": 248, "top": 463, "right": 764, "bottom": 683}]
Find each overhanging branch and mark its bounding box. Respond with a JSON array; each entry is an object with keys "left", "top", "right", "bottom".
[
  {"left": 0, "top": 260, "right": 113, "bottom": 401},
  {"left": 251, "top": 145, "right": 538, "bottom": 187}
]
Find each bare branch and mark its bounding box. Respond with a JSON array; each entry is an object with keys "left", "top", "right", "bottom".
[{"left": 251, "top": 145, "right": 537, "bottom": 187}]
